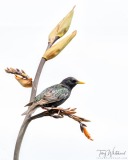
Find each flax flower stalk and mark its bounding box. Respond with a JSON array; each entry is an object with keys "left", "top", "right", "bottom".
[{"left": 13, "top": 6, "right": 78, "bottom": 160}]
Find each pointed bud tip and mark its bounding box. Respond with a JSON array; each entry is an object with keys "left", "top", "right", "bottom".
[
  {"left": 73, "top": 5, "right": 76, "bottom": 10},
  {"left": 5, "top": 68, "right": 8, "bottom": 72},
  {"left": 48, "top": 6, "right": 76, "bottom": 45},
  {"left": 90, "top": 138, "right": 94, "bottom": 141},
  {"left": 73, "top": 30, "right": 77, "bottom": 36}
]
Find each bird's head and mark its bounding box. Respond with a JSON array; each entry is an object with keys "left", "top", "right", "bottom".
[{"left": 61, "top": 77, "right": 85, "bottom": 90}]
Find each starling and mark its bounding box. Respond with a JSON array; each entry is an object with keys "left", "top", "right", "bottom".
[{"left": 22, "top": 77, "right": 85, "bottom": 116}]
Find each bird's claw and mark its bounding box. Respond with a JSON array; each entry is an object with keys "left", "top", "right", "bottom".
[
  {"left": 49, "top": 107, "right": 64, "bottom": 118},
  {"left": 51, "top": 114, "right": 63, "bottom": 118}
]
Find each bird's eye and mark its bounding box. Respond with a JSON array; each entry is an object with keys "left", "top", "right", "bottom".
[{"left": 72, "top": 79, "right": 77, "bottom": 83}]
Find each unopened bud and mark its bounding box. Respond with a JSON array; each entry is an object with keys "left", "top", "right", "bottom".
[
  {"left": 43, "top": 30, "right": 77, "bottom": 60},
  {"left": 80, "top": 123, "right": 93, "bottom": 141},
  {"left": 15, "top": 75, "right": 32, "bottom": 88},
  {"left": 48, "top": 6, "right": 75, "bottom": 45}
]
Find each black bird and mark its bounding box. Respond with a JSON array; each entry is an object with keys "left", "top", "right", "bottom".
[{"left": 22, "top": 77, "right": 85, "bottom": 116}]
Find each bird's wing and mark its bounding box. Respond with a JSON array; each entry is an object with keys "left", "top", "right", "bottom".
[
  {"left": 34, "top": 84, "right": 70, "bottom": 104},
  {"left": 22, "top": 84, "right": 69, "bottom": 116}
]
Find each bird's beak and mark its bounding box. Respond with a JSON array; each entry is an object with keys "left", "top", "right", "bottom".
[{"left": 77, "top": 81, "right": 85, "bottom": 84}]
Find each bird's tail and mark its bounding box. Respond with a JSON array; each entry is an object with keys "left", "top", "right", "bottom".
[
  {"left": 24, "top": 101, "right": 33, "bottom": 107},
  {"left": 22, "top": 102, "right": 37, "bottom": 116}
]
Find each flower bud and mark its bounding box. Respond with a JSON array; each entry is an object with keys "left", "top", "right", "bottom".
[
  {"left": 43, "top": 30, "right": 77, "bottom": 60},
  {"left": 80, "top": 123, "right": 93, "bottom": 141},
  {"left": 48, "top": 6, "right": 75, "bottom": 45},
  {"left": 15, "top": 75, "right": 32, "bottom": 88},
  {"left": 83, "top": 127, "right": 93, "bottom": 141}
]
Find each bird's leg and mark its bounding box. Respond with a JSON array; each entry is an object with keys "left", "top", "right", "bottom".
[
  {"left": 51, "top": 107, "right": 63, "bottom": 115},
  {"left": 40, "top": 106, "right": 64, "bottom": 118},
  {"left": 57, "top": 109, "right": 60, "bottom": 115},
  {"left": 51, "top": 114, "right": 63, "bottom": 118},
  {"left": 41, "top": 106, "right": 51, "bottom": 111},
  {"left": 49, "top": 106, "right": 63, "bottom": 118}
]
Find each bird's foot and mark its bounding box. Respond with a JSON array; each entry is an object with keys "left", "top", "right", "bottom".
[
  {"left": 50, "top": 107, "right": 64, "bottom": 118},
  {"left": 41, "top": 106, "right": 64, "bottom": 118},
  {"left": 51, "top": 114, "right": 63, "bottom": 118}
]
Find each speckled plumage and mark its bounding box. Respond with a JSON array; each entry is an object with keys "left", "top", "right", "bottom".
[
  {"left": 22, "top": 77, "right": 84, "bottom": 115},
  {"left": 34, "top": 84, "right": 70, "bottom": 107}
]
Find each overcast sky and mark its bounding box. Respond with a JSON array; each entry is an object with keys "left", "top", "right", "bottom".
[{"left": 0, "top": 0, "right": 128, "bottom": 160}]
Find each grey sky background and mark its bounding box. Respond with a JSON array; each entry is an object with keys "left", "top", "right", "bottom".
[{"left": 0, "top": 0, "right": 128, "bottom": 159}]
